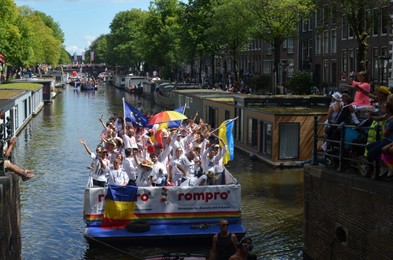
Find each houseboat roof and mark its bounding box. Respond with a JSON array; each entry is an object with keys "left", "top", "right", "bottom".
[
  {"left": 0, "top": 83, "right": 43, "bottom": 91},
  {"left": 0, "top": 89, "right": 27, "bottom": 111},
  {"left": 253, "top": 106, "right": 327, "bottom": 115}
]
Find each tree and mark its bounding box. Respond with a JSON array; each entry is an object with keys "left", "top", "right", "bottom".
[
  {"left": 107, "top": 9, "right": 147, "bottom": 71},
  {"left": 0, "top": 0, "right": 26, "bottom": 66},
  {"left": 321, "top": 0, "right": 392, "bottom": 72},
  {"left": 243, "top": 0, "right": 315, "bottom": 94},
  {"left": 88, "top": 35, "right": 109, "bottom": 64},
  {"left": 181, "top": 0, "right": 218, "bottom": 82},
  {"left": 141, "top": 0, "right": 183, "bottom": 79},
  {"left": 208, "top": 0, "right": 252, "bottom": 82}
]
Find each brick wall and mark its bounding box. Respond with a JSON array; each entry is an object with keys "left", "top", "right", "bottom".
[
  {"left": 0, "top": 174, "right": 21, "bottom": 260},
  {"left": 304, "top": 165, "right": 393, "bottom": 259}
]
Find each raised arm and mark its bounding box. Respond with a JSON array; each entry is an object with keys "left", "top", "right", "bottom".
[{"left": 80, "top": 140, "right": 92, "bottom": 155}]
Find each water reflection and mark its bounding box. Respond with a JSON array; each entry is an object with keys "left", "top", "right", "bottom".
[{"left": 12, "top": 84, "right": 303, "bottom": 259}]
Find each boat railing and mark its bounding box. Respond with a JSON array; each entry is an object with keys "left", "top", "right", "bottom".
[{"left": 311, "top": 115, "right": 386, "bottom": 180}]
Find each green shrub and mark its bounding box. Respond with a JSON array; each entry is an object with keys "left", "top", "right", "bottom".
[{"left": 288, "top": 71, "right": 312, "bottom": 94}]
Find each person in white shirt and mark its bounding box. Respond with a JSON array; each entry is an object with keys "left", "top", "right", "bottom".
[
  {"left": 136, "top": 159, "right": 154, "bottom": 187},
  {"left": 123, "top": 148, "right": 139, "bottom": 186},
  {"left": 168, "top": 147, "right": 191, "bottom": 186},
  {"left": 107, "top": 158, "right": 128, "bottom": 186},
  {"left": 150, "top": 153, "right": 167, "bottom": 186}
]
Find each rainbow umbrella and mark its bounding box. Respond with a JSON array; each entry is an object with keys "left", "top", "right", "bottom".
[{"left": 147, "top": 111, "right": 188, "bottom": 126}]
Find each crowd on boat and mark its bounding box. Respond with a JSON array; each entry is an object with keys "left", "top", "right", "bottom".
[{"left": 80, "top": 112, "right": 235, "bottom": 188}]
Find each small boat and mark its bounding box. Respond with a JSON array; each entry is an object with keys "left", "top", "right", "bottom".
[
  {"left": 83, "top": 170, "right": 245, "bottom": 241},
  {"left": 154, "top": 83, "right": 202, "bottom": 109},
  {"left": 80, "top": 76, "right": 98, "bottom": 91},
  {"left": 124, "top": 75, "right": 147, "bottom": 94}
]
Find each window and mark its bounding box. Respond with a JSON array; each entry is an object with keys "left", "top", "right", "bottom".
[
  {"left": 373, "top": 9, "right": 379, "bottom": 35},
  {"left": 279, "top": 123, "right": 300, "bottom": 159},
  {"left": 348, "top": 49, "right": 354, "bottom": 72},
  {"left": 381, "top": 7, "right": 389, "bottom": 35},
  {"left": 323, "top": 31, "right": 329, "bottom": 55},
  {"left": 323, "top": 60, "right": 329, "bottom": 83},
  {"left": 23, "top": 99, "right": 28, "bottom": 120},
  {"left": 302, "top": 19, "right": 308, "bottom": 32},
  {"left": 247, "top": 118, "right": 258, "bottom": 147},
  {"left": 14, "top": 105, "right": 19, "bottom": 129},
  {"left": 207, "top": 107, "right": 217, "bottom": 129},
  {"left": 316, "top": 33, "right": 322, "bottom": 55},
  {"left": 331, "top": 29, "right": 337, "bottom": 54},
  {"left": 342, "top": 50, "right": 348, "bottom": 73},
  {"left": 287, "top": 38, "right": 294, "bottom": 54},
  {"left": 263, "top": 60, "right": 273, "bottom": 74},
  {"left": 225, "top": 110, "right": 230, "bottom": 120},
  {"left": 342, "top": 16, "right": 348, "bottom": 39},
  {"left": 267, "top": 43, "right": 272, "bottom": 55},
  {"left": 262, "top": 122, "right": 272, "bottom": 156}
]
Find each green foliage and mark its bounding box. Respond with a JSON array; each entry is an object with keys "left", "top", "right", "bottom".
[{"left": 288, "top": 71, "right": 312, "bottom": 94}]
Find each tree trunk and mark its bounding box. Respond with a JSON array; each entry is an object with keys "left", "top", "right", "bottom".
[{"left": 273, "top": 38, "right": 281, "bottom": 95}]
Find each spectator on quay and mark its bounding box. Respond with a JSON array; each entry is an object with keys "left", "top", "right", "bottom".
[
  {"left": 2, "top": 137, "right": 34, "bottom": 181},
  {"left": 341, "top": 70, "right": 372, "bottom": 109},
  {"left": 366, "top": 100, "right": 393, "bottom": 176},
  {"left": 209, "top": 219, "right": 238, "bottom": 260},
  {"left": 327, "top": 92, "right": 343, "bottom": 123}
]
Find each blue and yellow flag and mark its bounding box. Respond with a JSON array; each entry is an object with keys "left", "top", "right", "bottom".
[
  {"left": 218, "top": 119, "right": 235, "bottom": 165},
  {"left": 123, "top": 99, "right": 148, "bottom": 127},
  {"left": 102, "top": 185, "right": 138, "bottom": 228},
  {"left": 167, "top": 106, "right": 185, "bottom": 128}
]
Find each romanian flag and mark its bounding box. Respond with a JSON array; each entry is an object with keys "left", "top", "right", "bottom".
[
  {"left": 101, "top": 185, "right": 138, "bottom": 228},
  {"left": 218, "top": 119, "right": 235, "bottom": 165},
  {"left": 123, "top": 99, "right": 148, "bottom": 127}
]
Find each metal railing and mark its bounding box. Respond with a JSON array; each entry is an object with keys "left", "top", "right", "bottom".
[{"left": 312, "top": 115, "right": 383, "bottom": 179}]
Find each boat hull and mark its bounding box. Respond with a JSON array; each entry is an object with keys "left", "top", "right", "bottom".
[{"left": 84, "top": 184, "right": 245, "bottom": 240}]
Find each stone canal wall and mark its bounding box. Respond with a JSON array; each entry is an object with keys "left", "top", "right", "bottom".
[
  {"left": 303, "top": 165, "right": 393, "bottom": 259},
  {"left": 0, "top": 173, "right": 21, "bottom": 260}
]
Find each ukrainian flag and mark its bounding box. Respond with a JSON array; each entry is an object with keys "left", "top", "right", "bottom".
[
  {"left": 218, "top": 119, "right": 235, "bottom": 165},
  {"left": 101, "top": 185, "right": 138, "bottom": 228}
]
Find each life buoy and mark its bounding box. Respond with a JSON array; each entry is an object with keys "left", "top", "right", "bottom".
[{"left": 126, "top": 221, "right": 150, "bottom": 233}]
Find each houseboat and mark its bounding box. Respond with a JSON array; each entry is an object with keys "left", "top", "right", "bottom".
[{"left": 0, "top": 83, "right": 45, "bottom": 136}]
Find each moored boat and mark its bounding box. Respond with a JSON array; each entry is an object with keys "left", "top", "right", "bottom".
[{"left": 154, "top": 83, "right": 202, "bottom": 109}]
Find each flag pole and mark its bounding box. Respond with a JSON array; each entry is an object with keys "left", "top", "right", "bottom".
[{"left": 210, "top": 117, "right": 238, "bottom": 134}]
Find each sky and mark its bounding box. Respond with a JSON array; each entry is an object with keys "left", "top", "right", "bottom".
[{"left": 14, "top": 0, "right": 150, "bottom": 55}]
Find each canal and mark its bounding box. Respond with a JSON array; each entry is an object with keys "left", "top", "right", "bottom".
[{"left": 13, "top": 84, "right": 304, "bottom": 259}]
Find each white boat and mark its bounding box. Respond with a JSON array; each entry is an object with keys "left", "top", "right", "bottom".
[
  {"left": 154, "top": 83, "right": 201, "bottom": 109},
  {"left": 83, "top": 169, "right": 246, "bottom": 241}
]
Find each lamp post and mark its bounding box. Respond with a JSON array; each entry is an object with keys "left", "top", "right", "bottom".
[{"left": 377, "top": 53, "right": 390, "bottom": 85}]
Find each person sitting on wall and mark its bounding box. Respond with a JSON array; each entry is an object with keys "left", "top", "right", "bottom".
[
  {"left": 229, "top": 237, "right": 254, "bottom": 260},
  {"left": 341, "top": 70, "right": 372, "bottom": 110},
  {"left": 1, "top": 136, "right": 34, "bottom": 181}
]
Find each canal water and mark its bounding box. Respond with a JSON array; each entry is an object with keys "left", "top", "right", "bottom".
[{"left": 13, "top": 84, "right": 304, "bottom": 259}]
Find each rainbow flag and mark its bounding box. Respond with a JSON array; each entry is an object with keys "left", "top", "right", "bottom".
[
  {"left": 218, "top": 119, "right": 235, "bottom": 165},
  {"left": 101, "top": 185, "right": 138, "bottom": 228},
  {"left": 381, "top": 152, "right": 393, "bottom": 168}
]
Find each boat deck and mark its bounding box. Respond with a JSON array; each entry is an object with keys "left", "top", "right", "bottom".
[{"left": 85, "top": 222, "right": 246, "bottom": 240}]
